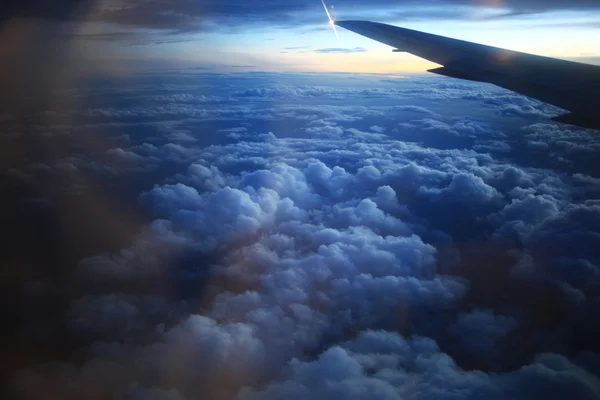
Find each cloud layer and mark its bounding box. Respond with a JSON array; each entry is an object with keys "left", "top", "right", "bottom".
[{"left": 7, "top": 72, "right": 600, "bottom": 399}]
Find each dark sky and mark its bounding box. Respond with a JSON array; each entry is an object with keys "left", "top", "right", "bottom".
[{"left": 2, "top": 0, "right": 600, "bottom": 29}]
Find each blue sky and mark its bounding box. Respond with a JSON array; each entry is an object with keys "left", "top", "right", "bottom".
[{"left": 2, "top": 0, "right": 599, "bottom": 73}]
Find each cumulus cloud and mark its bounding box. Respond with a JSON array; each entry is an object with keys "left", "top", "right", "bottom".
[
  {"left": 242, "top": 330, "right": 600, "bottom": 400},
  {"left": 20, "top": 156, "right": 471, "bottom": 398},
  {"left": 447, "top": 309, "right": 518, "bottom": 368},
  {"left": 9, "top": 72, "right": 600, "bottom": 400},
  {"left": 56, "top": 136, "right": 598, "bottom": 398},
  {"left": 418, "top": 172, "right": 502, "bottom": 207}
]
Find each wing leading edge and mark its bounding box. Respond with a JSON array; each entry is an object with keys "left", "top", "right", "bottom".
[{"left": 336, "top": 20, "right": 600, "bottom": 130}]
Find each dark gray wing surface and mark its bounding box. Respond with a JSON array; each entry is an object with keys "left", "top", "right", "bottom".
[{"left": 336, "top": 20, "right": 600, "bottom": 130}]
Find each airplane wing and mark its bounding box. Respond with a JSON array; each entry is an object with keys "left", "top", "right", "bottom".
[{"left": 336, "top": 20, "right": 600, "bottom": 130}]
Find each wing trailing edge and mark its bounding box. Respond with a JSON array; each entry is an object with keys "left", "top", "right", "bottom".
[{"left": 427, "top": 67, "right": 487, "bottom": 83}]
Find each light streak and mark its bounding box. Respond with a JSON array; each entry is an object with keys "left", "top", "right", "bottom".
[{"left": 321, "top": 0, "right": 340, "bottom": 41}]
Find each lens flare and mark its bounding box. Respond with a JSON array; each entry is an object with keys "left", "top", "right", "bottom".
[{"left": 321, "top": 0, "right": 340, "bottom": 41}]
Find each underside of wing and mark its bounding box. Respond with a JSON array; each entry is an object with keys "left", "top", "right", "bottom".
[{"left": 336, "top": 20, "right": 600, "bottom": 130}]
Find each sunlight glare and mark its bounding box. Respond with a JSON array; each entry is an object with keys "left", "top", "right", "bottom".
[{"left": 321, "top": 0, "right": 340, "bottom": 41}]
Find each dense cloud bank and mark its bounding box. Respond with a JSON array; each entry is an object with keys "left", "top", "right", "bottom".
[
  {"left": 7, "top": 73, "right": 600, "bottom": 399},
  {"left": 243, "top": 331, "right": 600, "bottom": 400}
]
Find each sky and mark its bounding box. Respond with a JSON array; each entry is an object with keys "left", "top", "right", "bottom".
[{"left": 1, "top": 0, "right": 599, "bottom": 73}]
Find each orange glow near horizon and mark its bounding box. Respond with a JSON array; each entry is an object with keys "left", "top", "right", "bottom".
[{"left": 265, "top": 51, "right": 441, "bottom": 74}]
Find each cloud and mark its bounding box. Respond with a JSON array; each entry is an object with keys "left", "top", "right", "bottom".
[
  {"left": 418, "top": 172, "right": 502, "bottom": 207},
  {"left": 242, "top": 330, "right": 600, "bottom": 400},
  {"left": 417, "top": 118, "right": 487, "bottom": 137},
  {"left": 528, "top": 204, "right": 600, "bottom": 267},
  {"left": 3, "top": 0, "right": 599, "bottom": 32},
  {"left": 8, "top": 71, "right": 600, "bottom": 400},
  {"left": 57, "top": 134, "right": 595, "bottom": 397},
  {"left": 67, "top": 293, "right": 190, "bottom": 342},
  {"left": 314, "top": 47, "right": 368, "bottom": 54},
  {"left": 27, "top": 138, "right": 481, "bottom": 398},
  {"left": 448, "top": 309, "right": 518, "bottom": 366},
  {"left": 24, "top": 155, "right": 471, "bottom": 397}
]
